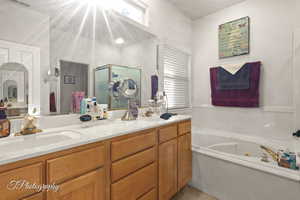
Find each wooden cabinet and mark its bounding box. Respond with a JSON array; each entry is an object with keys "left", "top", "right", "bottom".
[
  {"left": 47, "top": 168, "right": 105, "bottom": 200},
  {"left": 0, "top": 119, "right": 191, "bottom": 200},
  {"left": 139, "top": 189, "right": 156, "bottom": 200},
  {"left": 178, "top": 134, "right": 192, "bottom": 190},
  {"left": 47, "top": 146, "right": 105, "bottom": 184},
  {"left": 111, "top": 129, "right": 156, "bottom": 161},
  {"left": 110, "top": 129, "right": 158, "bottom": 200},
  {"left": 22, "top": 193, "right": 44, "bottom": 200},
  {"left": 159, "top": 139, "right": 178, "bottom": 200},
  {"left": 158, "top": 120, "right": 192, "bottom": 200},
  {"left": 111, "top": 163, "right": 156, "bottom": 200},
  {"left": 0, "top": 163, "right": 43, "bottom": 200},
  {"left": 159, "top": 124, "right": 178, "bottom": 144},
  {"left": 178, "top": 120, "right": 191, "bottom": 136},
  {"left": 111, "top": 147, "right": 156, "bottom": 182}
]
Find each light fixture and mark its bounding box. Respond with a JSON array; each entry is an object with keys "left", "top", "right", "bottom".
[{"left": 115, "top": 37, "right": 125, "bottom": 44}]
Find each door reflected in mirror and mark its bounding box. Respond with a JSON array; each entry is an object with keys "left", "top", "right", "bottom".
[{"left": 3, "top": 80, "right": 18, "bottom": 101}]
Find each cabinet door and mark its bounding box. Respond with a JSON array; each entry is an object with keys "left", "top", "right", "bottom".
[
  {"left": 178, "top": 134, "right": 192, "bottom": 190},
  {"left": 159, "top": 139, "right": 178, "bottom": 200},
  {"left": 22, "top": 193, "right": 43, "bottom": 200},
  {"left": 0, "top": 163, "right": 43, "bottom": 200},
  {"left": 47, "top": 168, "right": 105, "bottom": 200}
]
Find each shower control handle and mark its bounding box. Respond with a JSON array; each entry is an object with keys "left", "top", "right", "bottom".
[{"left": 292, "top": 130, "right": 300, "bottom": 138}]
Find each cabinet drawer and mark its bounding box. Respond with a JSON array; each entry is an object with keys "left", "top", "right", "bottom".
[
  {"left": 159, "top": 124, "right": 177, "bottom": 143},
  {"left": 178, "top": 120, "right": 191, "bottom": 136},
  {"left": 0, "top": 163, "right": 43, "bottom": 200},
  {"left": 138, "top": 189, "right": 156, "bottom": 200},
  {"left": 47, "top": 145, "right": 105, "bottom": 184},
  {"left": 111, "top": 130, "right": 156, "bottom": 161},
  {"left": 111, "top": 147, "right": 156, "bottom": 182},
  {"left": 111, "top": 163, "right": 156, "bottom": 200}
]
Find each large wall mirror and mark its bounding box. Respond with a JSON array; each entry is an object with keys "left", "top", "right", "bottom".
[{"left": 1, "top": 0, "right": 159, "bottom": 116}]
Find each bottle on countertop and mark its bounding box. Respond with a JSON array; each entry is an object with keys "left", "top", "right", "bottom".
[
  {"left": 97, "top": 104, "right": 104, "bottom": 119},
  {"left": 0, "top": 100, "right": 4, "bottom": 107},
  {"left": 0, "top": 108, "right": 10, "bottom": 138},
  {"left": 100, "top": 104, "right": 108, "bottom": 119},
  {"left": 92, "top": 101, "right": 99, "bottom": 120}
]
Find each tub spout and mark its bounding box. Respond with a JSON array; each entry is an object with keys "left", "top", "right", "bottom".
[{"left": 260, "top": 145, "right": 278, "bottom": 162}]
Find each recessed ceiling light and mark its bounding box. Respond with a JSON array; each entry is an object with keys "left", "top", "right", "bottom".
[{"left": 115, "top": 37, "right": 125, "bottom": 44}]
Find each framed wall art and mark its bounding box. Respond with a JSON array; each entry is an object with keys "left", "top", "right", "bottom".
[
  {"left": 219, "top": 16, "right": 250, "bottom": 59},
  {"left": 64, "top": 75, "right": 76, "bottom": 84}
]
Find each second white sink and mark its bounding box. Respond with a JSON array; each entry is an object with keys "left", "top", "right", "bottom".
[{"left": 0, "top": 131, "right": 82, "bottom": 156}]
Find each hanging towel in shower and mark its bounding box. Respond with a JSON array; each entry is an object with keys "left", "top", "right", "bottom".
[
  {"left": 151, "top": 75, "right": 159, "bottom": 99},
  {"left": 50, "top": 92, "right": 57, "bottom": 113},
  {"left": 217, "top": 63, "right": 250, "bottom": 90},
  {"left": 210, "top": 61, "right": 261, "bottom": 107}
]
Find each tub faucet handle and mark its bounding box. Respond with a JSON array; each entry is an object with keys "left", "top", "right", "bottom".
[{"left": 292, "top": 130, "right": 300, "bottom": 137}]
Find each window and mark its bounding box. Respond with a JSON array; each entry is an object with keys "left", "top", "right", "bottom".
[
  {"left": 113, "top": 0, "right": 147, "bottom": 25},
  {"left": 162, "top": 45, "right": 190, "bottom": 109}
]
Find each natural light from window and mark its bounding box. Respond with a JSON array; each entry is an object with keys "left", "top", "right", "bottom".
[{"left": 80, "top": 0, "right": 146, "bottom": 25}]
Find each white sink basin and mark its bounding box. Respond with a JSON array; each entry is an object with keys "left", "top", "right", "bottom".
[{"left": 0, "top": 131, "right": 82, "bottom": 155}]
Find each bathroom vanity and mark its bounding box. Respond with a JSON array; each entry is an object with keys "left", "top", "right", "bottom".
[
  {"left": 0, "top": 117, "right": 191, "bottom": 200},
  {"left": 0, "top": 2, "right": 192, "bottom": 199}
]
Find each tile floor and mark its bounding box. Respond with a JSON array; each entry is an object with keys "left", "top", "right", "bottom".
[{"left": 172, "top": 186, "right": 217, "bottom": 200}]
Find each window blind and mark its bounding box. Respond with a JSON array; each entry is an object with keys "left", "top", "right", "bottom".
[{"left": 163, "top": 45, "right": 190, "bottom": 109}]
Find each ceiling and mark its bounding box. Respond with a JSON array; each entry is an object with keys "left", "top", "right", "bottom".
[
  {"left": 167, "top": 0, "right": 246, "bottom": 20},
  {"left": 7, "top": 0, "right": 155, "bottom": 45}
]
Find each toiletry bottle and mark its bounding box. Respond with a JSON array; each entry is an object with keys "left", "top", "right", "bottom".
[
  {"left": 86, "top": 99, "right": 92, "bottom": 114},
  {"left": 0, "top": 100, "right": 4, "bottom": 107},
  {"left": 92, "top": 102, "right": 99, "bottom": 120},
  {"left": 103, "top": 105, "right": 108, "bottom": 119},
  {"left": 86, "top": 104, "right": 91, "bottom": 115},
  {"left": 100, "top": 104, "right": 108, "bottom": 119},
  {"left": 0, "top": 119, "right": 10, "bottom": 138},
  {"left": 97, "top": 104, "right": 104, "bottom": 119},
  {"left": 80, "top": 98, "right": 85, "bottom": 114},
  {"left": 0, "top": 108, "right": 10, "bottom": 138},
  {"left": 289, "top": 153, "right": 297, "bottom": 170}
]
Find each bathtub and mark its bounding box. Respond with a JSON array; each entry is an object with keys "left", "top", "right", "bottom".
[{"left": 190, "top": 129, "right": 300, "bottom": 200}]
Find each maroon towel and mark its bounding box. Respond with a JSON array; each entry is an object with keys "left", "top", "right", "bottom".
[
  {"left": 50, "top": 92, "right": 57, "bottom": 112},
  {"left": 210, "top": 61, "right": 261, "bottom": 107}
]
